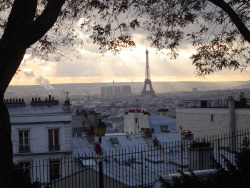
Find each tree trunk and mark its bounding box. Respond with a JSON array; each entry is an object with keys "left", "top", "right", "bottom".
[
  {"left": 0, "top": 48, "right": 26, "bottom": 188},
  {"left": 0, "top": 100, "right": 13, "bottom": 188},
  {"left": 0, "top": 1, "right": 66, "bottom": 187}
]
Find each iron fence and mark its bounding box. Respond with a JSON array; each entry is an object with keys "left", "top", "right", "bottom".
[{"left": 14, "top": 130, "right": 250, "bottom": 188}]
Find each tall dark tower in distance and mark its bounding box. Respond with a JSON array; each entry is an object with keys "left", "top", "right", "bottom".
[{"left": 141, "top": 48, "right": 156, "bottom": 98}]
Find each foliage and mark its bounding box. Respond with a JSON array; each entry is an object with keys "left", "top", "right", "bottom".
[
  {"left": 82, "top": 0, "right": 249, "bottom": 76},
  {"left": 13, "top": 163, "right": 40, "bottom": 188},
  {"left": 0, "top": 0, "right": 249, "bottom": 76},
  {"left": 158, "top": 148, "right": 250, "bottom": 188}
]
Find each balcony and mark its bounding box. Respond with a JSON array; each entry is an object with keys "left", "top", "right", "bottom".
[
  {"left": 49, "top": 145, "right": 60, "bottom": 152},
  {"left": 19, "top": 146, "right": 30, "bottom": 153}
]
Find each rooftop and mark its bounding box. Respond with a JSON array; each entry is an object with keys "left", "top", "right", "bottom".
[
  {"left": 73, "top": 132, "right": 181, "bottom": 156},
  {"left": 8, "top": 104, "right": 68, "bottom": 116}
]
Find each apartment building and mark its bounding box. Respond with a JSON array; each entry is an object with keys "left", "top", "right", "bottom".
[{"left": 6, "top": 96, "right": 72, "bottom": 183}]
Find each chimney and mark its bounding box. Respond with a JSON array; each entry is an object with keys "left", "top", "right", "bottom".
[
  {"left": 31, "top": 95, "right": 58, "bottom": 106},
  {"left": 4, "top": 98, "right": 25, "bottom": 106},
  {"left": 188, "top": 141, "right": 214, "bottom": 171},
  {"left": 63, "top": 92, "right": 71, "bottom": 109}
]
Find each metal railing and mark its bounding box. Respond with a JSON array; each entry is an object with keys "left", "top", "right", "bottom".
[
  {"left": 49, "top": 145, "right": 60, "bottom": 152},
  {"left": 19, "top": 145, "right": 30, "bottom": 153},
  {"left": 14, "top": 130, "right": 250, "bottom": 188},
  {"left": 178, "top": 99, "right": 250, "bottom": 108}
]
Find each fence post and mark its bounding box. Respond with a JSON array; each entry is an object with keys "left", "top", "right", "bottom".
[
  {"left": 181, "top": 141, "right": 183, "bottom": 172},
  {"left": 141, "top": 147, "right": 143, "bottom": 188},
  {"left": 218, "top": 135, "right": 220, "bottom": 165}
]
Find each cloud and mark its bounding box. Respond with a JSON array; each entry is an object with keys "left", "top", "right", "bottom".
[
  {"left": 24, "top": 71, "right": 34, "bottom": 78},
  {"left": 36, "top": 76, "right": 54, "bottom": 89}
]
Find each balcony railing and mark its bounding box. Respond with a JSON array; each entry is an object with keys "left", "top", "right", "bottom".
[
  {"left": 49, "top": 145, "right": 60, "bottom": 152},
  {"left": 178, "top": 98, "right": 250, "bottom": 108},
  {"left": 19, "top": 145, "right": 30, "bottom": 153}
]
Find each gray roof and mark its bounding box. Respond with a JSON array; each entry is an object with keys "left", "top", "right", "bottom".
[
  {"left": 73, "top": 132, "right": 181, "bottom": 157},
  {"left": 8, "top": 104, "right": 71, "bottom": 124},
  {"left": 73, "top": 137, "right": 95, "bottom": 156},
  {"left": 149, "top": 114, "right": 177, "bottom": 133},
  {"left": 8, "top": 104, "right": 68, "bottom": 115},
  {"left": 153, "top": 132, "right": 181, "bottom": 144},
  {"left": 72, "top": 132, "right": 183, "bottom": 187}
]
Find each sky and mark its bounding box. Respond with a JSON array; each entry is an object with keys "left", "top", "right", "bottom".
[{"left": 10, "top": 25, "right": 250, "bottom": 86}]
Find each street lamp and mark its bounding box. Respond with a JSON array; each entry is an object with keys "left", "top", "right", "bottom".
[
  {"left": 94, "top": 119, "right": 106, "bottom": 188},
  {"left": 136, "top": 98, "right": 139, "bottom": 133}
]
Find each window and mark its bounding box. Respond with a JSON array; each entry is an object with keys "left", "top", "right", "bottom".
[
  {"left": 49, "top": 160, "right": 60, "bottom": 181},
  {"left": 210, "top": 114, "right": 214, "bottom": 122},
  {"left": 160, "top": 125, "right": 168, "bottom": 131},
  {"left": 135, "top": 118, "right": 138, "bottom": 123},
  {"left": 19, "top": 130, "right": 30, "bottom": 153},
  {"left": 73, "top": 132, "right": 78, "bottom": 137},
  {"left": 48, "top": 129, "right": 60, "bottom": 152}
]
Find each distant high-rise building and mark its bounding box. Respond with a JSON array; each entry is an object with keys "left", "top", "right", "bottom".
[
  {"left": 192, "top": 88, "right": 198, "bottom": 92},
  {"left": 101, "top": 85, "right": 131, "bottom": 98}
]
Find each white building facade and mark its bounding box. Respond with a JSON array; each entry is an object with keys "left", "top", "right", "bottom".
[
  {"left": 176, "top": 97, "right": 250, "bottom": 138},
  {"left": 7, "top": 97, "right": 72, "bottom": 183},
  {"left": 124, "top": 109, "right": 177, "bottom": 134},
  {"left": 124, "top": 110, "right": 150, "bottom": 134}
]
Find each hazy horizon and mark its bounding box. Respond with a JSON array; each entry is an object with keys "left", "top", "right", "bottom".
[
  {"left": 7, "top": 81, "right": 250, "bottom": 95},
  {"left": 9, "top": 80, "right": 250, "bottom": 86}
]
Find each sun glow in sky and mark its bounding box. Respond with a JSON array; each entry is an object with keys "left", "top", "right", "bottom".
[{"left": 10, "top": 32, "right": 250, "bottom": 86}]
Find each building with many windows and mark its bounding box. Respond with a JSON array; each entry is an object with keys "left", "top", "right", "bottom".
[
  {"left": 6, "top": 96, "right": 72, "bottom": 183},
  {"left": 101, "top": 85, "right": 131, "bottom": 98}
]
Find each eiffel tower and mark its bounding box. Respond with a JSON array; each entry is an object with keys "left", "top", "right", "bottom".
[{"left": 141, "top": 48, "right": 156, "bottom": 98}]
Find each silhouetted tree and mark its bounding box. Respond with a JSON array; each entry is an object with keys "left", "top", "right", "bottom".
[
  {"left": 0, "top": 1, "right": 249, "bottom": 187},
  {"left": 13, "top": 163, "right": 40, "bottom": 188}
]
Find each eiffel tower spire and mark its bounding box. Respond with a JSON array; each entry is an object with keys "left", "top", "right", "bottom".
[{"left": 141, "top": 48, "right": 156, "bottom": 97}]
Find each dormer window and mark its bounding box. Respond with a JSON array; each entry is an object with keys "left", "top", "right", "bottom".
[{"left": 160, "top": 125, "right": 168, "bottom": 131}]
